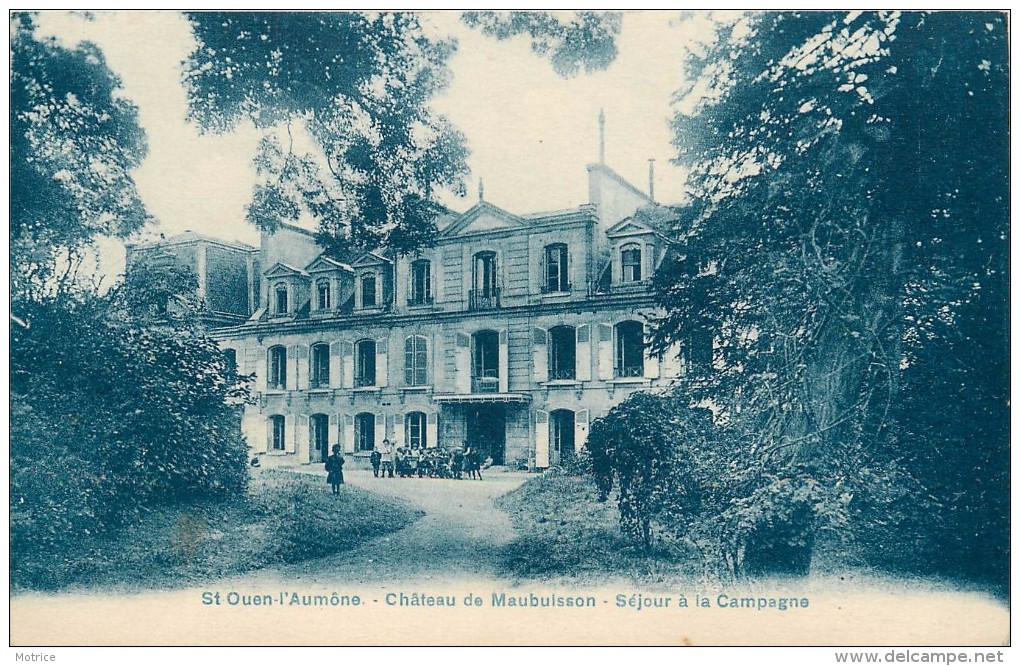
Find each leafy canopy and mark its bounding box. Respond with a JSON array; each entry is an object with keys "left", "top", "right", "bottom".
[{"left": 183, "top": 12, "right": 469, "bottom": 257}]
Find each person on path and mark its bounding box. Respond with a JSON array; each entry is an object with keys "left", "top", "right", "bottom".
[
  {"left": 381, "top": 439, "right": 395, "bottom": 478},
  {"left": 370, "top": 447, "right": 382, "bottom": 478},
  {"left": 452, "top": 446, "right": 465, "bottom": 480},
  {"left": 325, "top": 445, "right": 345, "bottom": 495}
]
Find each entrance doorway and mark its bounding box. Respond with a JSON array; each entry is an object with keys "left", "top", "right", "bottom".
[
  {"left": 466, "top": 404, "right": 506, "bottom": 465},
  {"left": 311, "top": 414, "right": 329, "bottom": 462},
  {"left": 550, "top": 409, "right": 576, "bottom": 466}
]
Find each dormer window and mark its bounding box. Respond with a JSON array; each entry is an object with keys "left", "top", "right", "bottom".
[
  {"left": 544, "top": 244, "right": 569, "bottom": 293},
  {"left": 621, "top": 244, "right": 642, "bottom": 283},
  {"left": 274, "top": 283, "right": 289, "bottom": 314},
  {"left": 361, "top": 273, "right": 377, "bottom": 308},
  {"left": 316, "top": 280, "right": 331, "bottom": 310}
]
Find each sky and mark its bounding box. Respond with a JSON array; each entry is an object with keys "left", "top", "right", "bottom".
[{"left": 34, "top": 11, "right": 709, "bottom": 278}]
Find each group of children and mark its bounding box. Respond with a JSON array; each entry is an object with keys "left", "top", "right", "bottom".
[{"left": 370, "top": 441, "right": 490, "bottom": 480}]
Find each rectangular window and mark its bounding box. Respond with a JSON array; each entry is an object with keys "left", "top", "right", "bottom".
[
  {"left": 271, "top": 415, "right": 286, "bottom": 451},
  {"left": 269, "top": 347, "right": 287, "bottom": 389},
  {"left": 544, "top": 245, "right": 569, "bottom": 293},
  {"left": 410, "top": 260, "right": 432, "bottom": 305},
  {"left": 356, "top": 340, "right": 377, "bottom": 387},
  {"left": 362, "top": 274, "right": 377, "bottom": 308},
  {"left": 404, "top": 336, "right": 428, "bottom": 387},
  {"left": 317, "top": 282, "right": 331, "bottom": 310},
  {"left": 311, "top": 344, "right": 330, "bottom": 387}
]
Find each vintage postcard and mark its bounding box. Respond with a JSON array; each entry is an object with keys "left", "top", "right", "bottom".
[{"left": 8, "top": 10, "right": 1010, "bottom": 653}]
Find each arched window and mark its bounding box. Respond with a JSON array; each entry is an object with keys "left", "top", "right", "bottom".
[
  {"left": 544, "top": 243, "right": 569, "bottom": 293},
  {"left": 409, "top": 259, "right": 432, "bottom": 306},
  {"left": 405, "top": 411, "right": 427, "bottom": 449},
  {"left": 311, "top": 343, "right": 330, "bottom": 388},
  {"left": 310, "top": 413, "right": 329, "bottom": 462},
  {"left": 316, "top": 280, "right": 331, "bottom": 311},
  {"left": 548, "top": 325, "right": 576, "bottom": 380},
  {"left": 550, "top": 409, "right": 576, "bottom": 463},
  {"left": 361, "top": 273, "right": 377, "bottom": 308},
  {"left": 269, "top": 415, "right": 286, "bottom": 451},
  {"left": 404, "top": 335, "right": 428, "bottom": 386},
  {"left": 615, "top": 321, "right": 644, "bottom": 377},
  {"left": 620, "top": 244, "right": 642, "bottom": 283},
  {"left": 355, "top": 339, "right": 377, "bottom": 387},
  {"left": 274, "top": 283, "right": 289, "bottom": 314},
  {"left": 268, "top": 345, "right": 287, "bottom": 389},
  {"left": 355, "top": 412, "right": 375, "bottom": 452},
  {"left": 472, "top": 330, "right": 500, "bottom": 392}
]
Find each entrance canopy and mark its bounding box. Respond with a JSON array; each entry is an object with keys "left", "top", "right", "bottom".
[{"left": 433, "top": 393, "right": 530, "bottom": 404}]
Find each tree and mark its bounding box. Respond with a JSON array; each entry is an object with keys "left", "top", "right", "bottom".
[
  {"left": 10, "top": 12, "right": 149, "bottom": 303},
  {"left": 182, "top": 12, "right": 468, "bottom": 257},
  {"left": 655, "top": 12, "right": 1007, "bottom": 585},
  {"left": 461, "top": 11, "right": 622, "bottom": 78}
]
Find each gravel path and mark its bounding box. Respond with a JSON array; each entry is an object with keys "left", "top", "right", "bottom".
[{"left": 226, "top": 466, "right": 529, "bottom": 587}]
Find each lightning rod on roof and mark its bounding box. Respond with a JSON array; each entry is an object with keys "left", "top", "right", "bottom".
[{"left": 598, "top": 109, "right": 606, "bottom": 164}]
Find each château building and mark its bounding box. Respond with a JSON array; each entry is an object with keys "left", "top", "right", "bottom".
[{"left": 132, "top": 161, "right": 702, "bottom": 469}]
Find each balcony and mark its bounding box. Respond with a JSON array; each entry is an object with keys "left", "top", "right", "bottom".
[
  {"left": 540, "top": 282, "right": 572, "bottom": 295},
  {"left": 468, "top": 288, "right": 501, "bottom": 311},
  {"left": 616, "top": 365, "right": 644, "bottom": 378},
  {"left": 472, "top": 373, "right": 500, "bottom": 393},
  {"left": 548, "top": 367, "right": 576, "bottom": 381},
  {"left": 407, "top": 294, "right": 434, "bottom": 307}
]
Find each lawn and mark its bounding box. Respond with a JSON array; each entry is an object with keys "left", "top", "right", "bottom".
[{"left": 11, "top": 468, "right": 423, "bottom": 592}]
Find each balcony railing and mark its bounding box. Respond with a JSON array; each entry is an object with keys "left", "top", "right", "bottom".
[
  {"left": 407, "top": 294, "right": 434, "bottom": 307},
  {"left": 540, "top": 282, "right": 572, "bottom": 294},
  {"left": 472, "top": 374, "right": 500, "bottom": 393},
  {"left": 354, "top": 374, "right": 376, "bottom": 388},
  {"left": 616, "top": 365, "right": 644, "bottom": 378},
  {"left": 548, "top": 367, "right": 576, "bottom": 381},
  {"left": 468, "top": 288, "right": 501, "bottom": 311}
]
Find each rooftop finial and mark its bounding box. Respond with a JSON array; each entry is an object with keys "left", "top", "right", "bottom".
[
  {"left": 598, "top": 108, "right": 606, "bottom": 164},
  {"left": 478, "top": 178, "right": 485, "bottom": 202}
]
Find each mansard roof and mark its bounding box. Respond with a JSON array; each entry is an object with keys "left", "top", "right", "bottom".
[
  {"left": 306, "top": 253, "right": 353, "bottom": 274},
  {"left": 438, "top": 200, "right": 529, "bottom": 238},
  {"left": 263, "top": 262, "right": 307, "bottom": 279}
]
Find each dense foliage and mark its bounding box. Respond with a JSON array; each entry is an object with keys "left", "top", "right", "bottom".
[
  {"left": 11, "top": 266, "right": 252, "bottom": 588},
  {"left": 461, "top": 11, "right": 622, "bottom": 78},
  {"left": 182, "top": 12, "right": 469, "bottom": 257},
  {"left": 647, "top": 12, "right": 1007, "bottom": 586},
  {"left": 10, "top": 12, "right": 149, "bottom": 302}
]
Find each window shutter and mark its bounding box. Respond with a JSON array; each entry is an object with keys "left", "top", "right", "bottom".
[
  {"left": 287, "top": 415, "right": 299, "bottom": 454},
  {"left": 576, "top": 324, "right": 591, "bottom": 381},
  {"left": 404, "top": 337, "right": 413, "bottom": 386},
  {"left": 535, "top": 410, "right": 550, "bottom": 468},
  {"left": 265, "top": 418, "right": 273, "bottom": 453},
  {"left": 574, "top": 409, "right": 590, "bottom": 452},
  {"left": 661, "top": 341, "right": 684, "bottom": 380},
  {"left": 286, "top": 345, "right": 298, "bottom": 390},
  {"left": 597, "top": 323, "right": 614, "bottom": 380},
  {"left": 455, "top": 333, "right": 471, "bottom": 393},
  {"left": 256, "top": 348, "right": 268, "bottom": 391},
  {"left": 498, "top": 329, "right": 509, "bottom": 392},
  {"left": 376, "top": 338, "right": 388, "bottom": 388},
  {"left": 343, "top": 414, "right": 355, "bottom": 453},
  {"left": 295, "top": 344, "right": 309, "bottom": 389},
  {"left": 342, "top": 341, "right": 354, "bottom": 389},
  {"left": 375, "top": 413, "right": 385, "bottom": 448},
  {"left": 532, "top": 327, "right": 548, "bottom": 383},
  {"left": 294, "top": 414, "right": 308, "bottom": 460},
  {"left": 329, "top": 414, "right": 340, "bottom": 451},
  {"left": 329, "top": 342, "right": 342, "bottom": 389},
  {"left": 643, "top": 332, "right": 660, "bottom": 379},
  {"left": 393, "top": 413, "right": 404, "bottom": 448},
  {"left": 426, "top": 412, "right": 438, "bottom": 449}
]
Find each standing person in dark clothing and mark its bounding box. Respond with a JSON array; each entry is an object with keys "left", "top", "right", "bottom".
[
  {"left": 370, "top": 447, "right": 382, "bottom": 478},
  {"left": 325, "top": 445, "right": 345, "bottom": 495},
  {"left": 469, "top": 446, "right": 482, "bottom": 481},
  {"left": 452, "top": 446, "right": 465, "bottom": 480}
]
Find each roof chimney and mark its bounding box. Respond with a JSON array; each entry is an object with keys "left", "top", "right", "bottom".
[
  {"left": 647, "top": 159, "right": 656, "bottom": 202},
  {"left": 598, "top": 109, "right": 606, "bottom": 164}
]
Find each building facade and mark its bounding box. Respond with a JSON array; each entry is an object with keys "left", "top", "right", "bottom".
[{"left": 157, "top": 164, "right": 697, "bottom": 469}]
